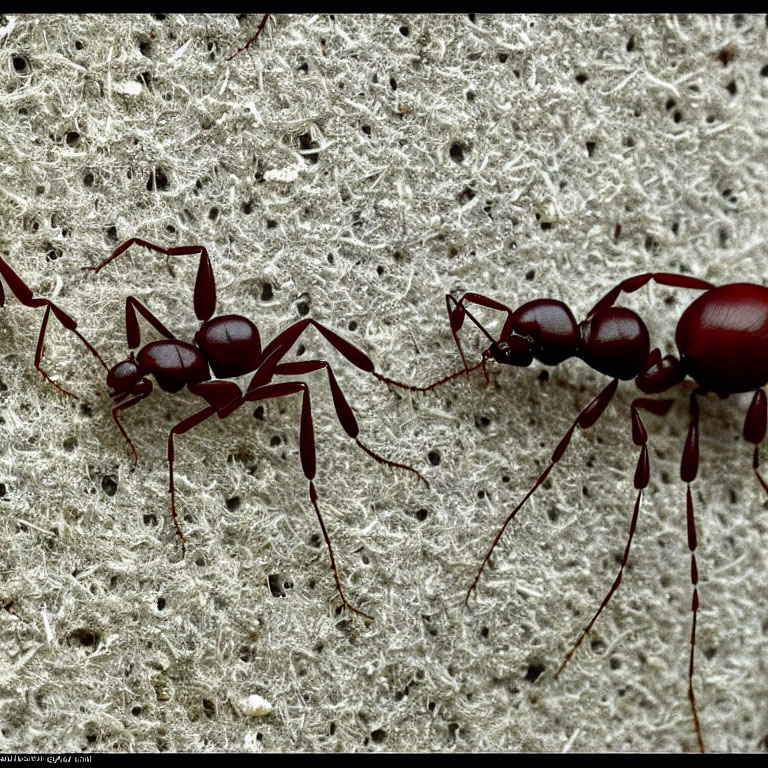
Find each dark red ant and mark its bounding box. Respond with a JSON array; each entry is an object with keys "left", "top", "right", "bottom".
[
  {"left": 376, "top": 273, "right": 768, "bottom": 751},
  {"left": 227, "top": 13, "right": 270, "bottom": 61},
  {"left": 84, "top": 238, "right": 427, "bottom": 620},
  {"left": 0, "top": 256, "right": 106, "bottom": 396}
]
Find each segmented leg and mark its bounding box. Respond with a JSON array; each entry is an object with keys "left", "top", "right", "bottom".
[
  {"left": 243, "top": 380, "right": 373, "bottom": 619},
  {"left": 112, "top": 392, "right": 150, "bottom": 467},
  {"left": 587, "top": 273, "right": 714, "bottom": 319},
  {"left": 743, "top": 389, "right": 768, "bottom": 493},
  {"left": 374, "top": 290, "right": 513, "bottom": 392},
  {"left": 444, "top": 293, "right": 515, "bottom": 377},
  {"left": 83, "top": 238, "right": 216, "bottom": 323},
  {"left": 275, "top": 360, "right": 428, "bottom": 487},
  {"left": 465, "top": 378, "right": 619, "bottom": 605},
  {"left": 167, "top": 381, "right": 243, "bottom": 549},
  {"left": 262, "top": 318, "right": 375, "bottom": 374},
  {"left": 373, "top": 359, "right": 486, "bottom": 394},
  {"left": 227, "top": 13, "right": 270, "bottom": 61},
  {"left": 124, "top": 296, "right": 177, "bottom": 349},
  {"left": 554, "top": 398, "right": 674, "bottom": 677},
  {"left": 0, "top": 256, "right": 108, "bottom": 395},
  {"left": 680, "top": 389, "right": 706, "bottom": 753},
  {"left": 170, "top": 378, "right": 373, "bottom": 619}
]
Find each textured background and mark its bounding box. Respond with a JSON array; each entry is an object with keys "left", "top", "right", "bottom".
[{"left": 0, "top": 13, "right": 767, "bottom": 753}]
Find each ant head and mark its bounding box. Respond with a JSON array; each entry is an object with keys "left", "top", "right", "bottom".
[
  {"left": 488, "top": 336, "right": 534, "bottom": 367},
  {"left": 107, "top": 357, "right": 151, "bottom": 398}
]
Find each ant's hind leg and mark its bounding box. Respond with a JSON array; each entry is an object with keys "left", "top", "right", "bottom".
[
  {"left": 554, "top": 397, "right": 673, "bottom": 677},
  {"left": 743, "top": 389, "right": 768, "bottom": 493},
  {"left": 275, "top": 360, "right": 429, "bottom": 488},
  {"left": 244, "top": 380, "right": 374, "bottom": 620},
  {"left": 587, "top": 273, "right": 714, "bottom": 319},
  {"left": 680, "top": 389, "right": 706, "bottom": 753}
]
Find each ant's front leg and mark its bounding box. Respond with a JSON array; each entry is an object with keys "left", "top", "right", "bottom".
[
  {"left": 373, "top": 292, "right": 509, "bottom": 393},
  {"left": 445, "top": 293, "right": 515, "bottom": 378},
  {"left": 466, "top": 377, "right": 620, "bottom": 605},
  {"left": 112, "top": 391, "right": 151, "bottom": 468},
  {"left": 0, "top": 257, "right": 108, "bottom": 393}
]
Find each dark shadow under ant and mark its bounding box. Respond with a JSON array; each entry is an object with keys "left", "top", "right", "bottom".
[
  {"left": 0, "top": 256, "right": 107, "bottom": 396},
  {"left": 84, "top": 238, "right": 427, "bottom": 620},
  {"left": 376, "top": 272, "right": 768, "bottom": 752}
]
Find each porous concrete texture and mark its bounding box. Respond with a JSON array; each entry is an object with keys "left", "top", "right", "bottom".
[{"left": 0, "top": 13, "right": 767, "bottom": 753}]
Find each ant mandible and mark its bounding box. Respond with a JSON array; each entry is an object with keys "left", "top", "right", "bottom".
[
  {"left": 84, "top": 238, "right": 427, "bottom": 620},
  {"left": 0, "top": 255, "right": 106, "bottom": 396},
  {"left": 376, "top": 272, "right": 768, "bottom": 752}
]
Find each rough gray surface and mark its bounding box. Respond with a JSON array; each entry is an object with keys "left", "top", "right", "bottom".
[{"left": 0, "top": 13, "right": 767, "bottom": 753}]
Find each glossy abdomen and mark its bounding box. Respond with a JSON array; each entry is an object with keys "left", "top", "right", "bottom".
[
  {"left": 195, "top": 315, "right": 261, "bottom": 379},
  {"left": 676, "top": 283, "right": 768, "bottom": 393}
]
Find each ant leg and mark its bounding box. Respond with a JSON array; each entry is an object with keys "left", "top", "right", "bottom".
[
  {"left": 263, "top": 315, "right": 487, "bottom": 397},
  {"left": 588, "top": 273, "right": 714, "bottom": 318},
  {"left": 375, "top": 291, "right": 513, "bottom": 392},
  {"left": 32, "top": 305, "right": 74, "bottom": 398},
  {"left": 465, "top": 378, "right": 620, "bottom": 605},
  {"left": 124, "top": 296, "right": 177, "bottom": 349},
  {"left": 446, "top": 292, "right": 516, "bottom": 366},
  {"left": 166, "top": 403, "right": 225, "bottom": 553},
  {"left": 163, "top": 381, "right": 245, "bottom": 552},
  {"left": 0, "top": 257, "right": 108, "bottom": 387},
  {"left": 112, "top": 392, "right": 150, "bottom": 467},
  {"left": 680, "top": 389, "right": 706, "bottom": 753},
  {"left": 636, "top": 348, "right": 685, "bottom": 394},
  {"left": 227, "top": 13, "right": 270, "bottom": 61},
  {"left": 555, "top": 397, "right": 674, "bottom": 677},
  {"left": 262, "top": 318, "right": 375, "bottom": 373},
  {"left": 743, "top": 389, "right": 768, "bottom": 493},
  {"left": 83, "top": 239, "right": 216, "bottom": 322},
  {"left": 243, "top": 381, "right": 373, "bottom": 620},
  {"left": 275, "top": 360, "right": 428, "bottom": 487}
]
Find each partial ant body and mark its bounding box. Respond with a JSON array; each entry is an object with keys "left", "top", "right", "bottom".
[
  {"left": 85, "top": 238, "right": 426, "bottom": 620},
  {"left": 227, "top": 13, "right": 270, "bottom": 61},
  {"left": 377, "top": 273, "right": 768, "bottom": 751},
  {"left": 0, "top": 255, "right": 106, "bottom": 396}
]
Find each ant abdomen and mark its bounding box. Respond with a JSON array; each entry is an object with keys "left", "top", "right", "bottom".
[
  {"left": 196, "top": 314, "right": 262, "bottom": 378},
  {"left": 676, "top": 283, "right": 768, "bottom": 393}
]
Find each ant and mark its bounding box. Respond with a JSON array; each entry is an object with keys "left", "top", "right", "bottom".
[
  {"left": 227, "top": 13, "right": 270, "bottom": 61},
  {"left": 375, "top": 273, "right": 768, "bottom": 751},
  {"left": 83, "top": 238, "right": 427, "bottom": 620},
  {"left": 0, "top": 255, "right": 106, "bottom": 397}
]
